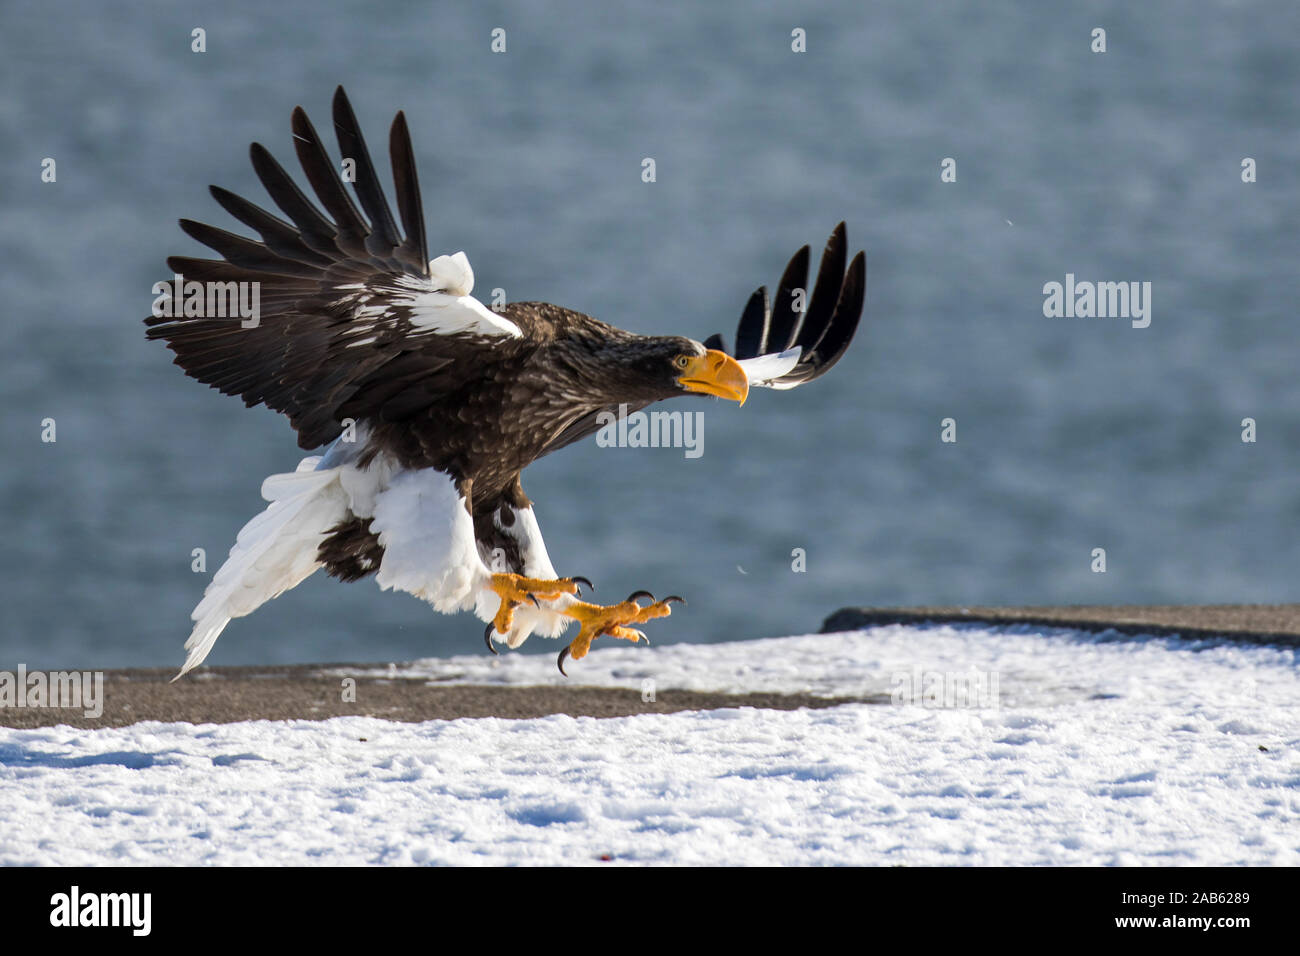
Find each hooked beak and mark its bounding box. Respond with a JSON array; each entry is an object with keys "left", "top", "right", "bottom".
[{"left": 677, "top": 349, "right": 749, "bottom": 406}]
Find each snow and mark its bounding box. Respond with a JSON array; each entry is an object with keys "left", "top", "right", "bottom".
[
  {"left": 1, "top": 624, "right": 1297, "bottom": 866},
  {"left": 326, "top": 622, "right": 1295, "bottom": 706}
]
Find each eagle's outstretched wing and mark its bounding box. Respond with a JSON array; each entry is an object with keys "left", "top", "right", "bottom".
[
  {"left": 145, "top": 86, "right": 521, "bottom": 450},
  {"left": 537, "top": 224, "right": 867, "bottom": 457},
  {"left": 706, "top": 222, "right": 866, "bottom": 389}
]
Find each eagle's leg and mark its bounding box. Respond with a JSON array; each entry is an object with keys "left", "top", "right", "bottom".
[
  {"left": 484, "top": 573, "right": 592, "bottom": 653},
  {"left": 556, "top": 592, "right": 684, "bottom": 674}
]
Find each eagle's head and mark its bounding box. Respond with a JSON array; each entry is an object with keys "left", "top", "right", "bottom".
[{"left": 612, "top": 336, "right": 749, "bottom": 406}]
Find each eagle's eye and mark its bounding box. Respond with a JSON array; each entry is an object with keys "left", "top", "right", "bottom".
[{"left": 673, "top": 355, "right": 691, "bottom": 369}]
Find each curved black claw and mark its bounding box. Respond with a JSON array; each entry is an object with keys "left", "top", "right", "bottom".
[
  {"left": 527, "top": 593, "right": 542, "bottom": 609},
  {"left": 663, "top": 595, "right": 686, "bottom": 606},
  {"left": 484, "top": 622, "right": 500, "bottom": 656},
  {"left": 557, "top": 645, "right": 571, "bottom": 677},
  {"left": 571, "top": 575, "right": 594, "bottom": 596},
  {"left": 626, "top": 590, "right": 655, "bottom": 604}
]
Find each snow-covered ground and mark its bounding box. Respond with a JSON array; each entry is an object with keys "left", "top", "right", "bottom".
[{"left": 1, "top": 624, "right": 1297, "bottom": 865}]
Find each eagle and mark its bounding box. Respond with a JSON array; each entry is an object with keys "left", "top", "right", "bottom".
[{"left": 147, "top": 87, "right": 866, "bottom": 678}]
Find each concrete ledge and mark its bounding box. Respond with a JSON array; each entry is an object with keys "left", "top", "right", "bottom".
[
  {"left": 0, "top": 663, "right": 874, "bottom": 730},
  {"left": 822, "top": 604, "right": 1300, "bottom": 647},
  {"left": 9, "top": 605, "right": 1298, "bottom": 729}
]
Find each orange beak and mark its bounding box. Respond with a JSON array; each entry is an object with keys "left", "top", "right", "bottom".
[{"left": 677, "top": 349, "right": 749, "bottom": 406}]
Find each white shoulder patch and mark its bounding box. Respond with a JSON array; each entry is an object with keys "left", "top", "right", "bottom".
[
  {"left": 405, "top": 250, "right": 521, "bottom": 338},
  {"left": 427, "top": 251, "right": 475, "bottom": 297},
  {"left": 344, "top": 252, "right": 522, "bottom": 341},
  {"left": 408, "top": 290, "right": 522, "bottom": 338}
]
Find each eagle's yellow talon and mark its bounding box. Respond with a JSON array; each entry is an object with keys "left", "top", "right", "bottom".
[
  {"left": 486, "top": 573, "right": 584, "bottom": 647},
  {"left": 554, "top": 592, "right": 679, "bottom": 673}
]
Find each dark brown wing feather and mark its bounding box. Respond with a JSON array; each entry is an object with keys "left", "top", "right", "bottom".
[
  {"left": 709, "top": 223, "right": 867, "bottom": 388},
  {"left": 146, "top": 86, "right": 523, "bottom": 450}
]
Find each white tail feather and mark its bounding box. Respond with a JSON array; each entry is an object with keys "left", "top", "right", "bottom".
[{"left": 174, "top": 459, "right": 349, "bottom": 679}]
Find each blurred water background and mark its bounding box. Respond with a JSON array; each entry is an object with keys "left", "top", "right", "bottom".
[{"left": 2, "top": 0, "right": 1298, "bottom": 669}]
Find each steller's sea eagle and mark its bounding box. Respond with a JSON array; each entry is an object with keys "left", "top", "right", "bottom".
[{"left": 147, "top": 87, "right": 866, "bottom": 678}]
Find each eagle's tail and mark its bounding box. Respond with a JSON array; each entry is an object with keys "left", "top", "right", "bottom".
[{"left": 174, "top": 456, "right": 349, "bottom": 680}]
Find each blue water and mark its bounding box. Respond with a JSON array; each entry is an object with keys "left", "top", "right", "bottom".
[{"left": 2, "top": 0, "right": 1298, "bottom": 669}]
